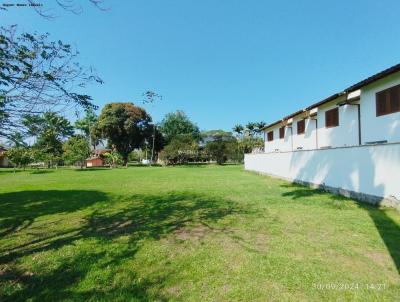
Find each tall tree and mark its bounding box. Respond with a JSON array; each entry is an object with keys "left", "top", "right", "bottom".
[
  {"left": 205, "top": 134, "right": 236, "bottom": 165},
  {"left": 75, "top": 109, "right": 98, "bottom": 149},
  {"left": 159, "top": 110, "right": 200, "bottom": 143},
  {"left": 245, "top": 122, "right": 257, "bottom": 137},
  {"left": 96, "top": 103, "right": 152, "bottom": 165},
  {"left": 159, "top": 134, "right": 199, "bottom": 165},
  {"left": 232, "top": 124, "right": 244, "bottom": 138},
  {"left": 255, "top": 121, "right": 267, "bottom": 135},
  {"left": 0, "top": 26, "right": 102, "bottom": 139},
  {"left": 6, "top": 132, "right": 27, "bottom": 148},
  {"left": 6, "top": 147, "right": 34, "bottom": 170},
  {"left": 30, "top": 112, "right": 74, "bottom": 167},
  {"left": 63, "top": 135, "right": 90, "bottom": 168}
]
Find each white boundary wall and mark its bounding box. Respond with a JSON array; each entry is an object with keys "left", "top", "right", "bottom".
[{"left": 245, "top": 143, "right": 400, "bottom": 207}]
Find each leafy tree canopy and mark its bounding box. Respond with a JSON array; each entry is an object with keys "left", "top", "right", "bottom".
[
  {"left": 75, "top": 109, "right": 98, "bottom": 137},
  {"left": 62, "top": 135, "right": 90, "bottom": 168},
  {"left": 6, "top": 146, "right": 34, "bottom": 169},
  {"left": 27, "top": 112, "right": 74, "bottom": 141},
  {"left": 75, "top": 108, "right": 99, "bottom": 149},
  {"left": 0, "top": 26, "right": 102, "bottom": 139},
  {"left": 96, "top": 102, "right": 152, "bottom": 165},
  {"left": 201, "top": 130, "right": 235, "bottom": 144},
  {"left": 159, "top": 110, "right": 200, "bottom": 143},
  {"left": 29, "top": 112, "right": 74, "bottom": 167},
  {"left": 159, "top": 134, "right": 199, "bottom": 165}
]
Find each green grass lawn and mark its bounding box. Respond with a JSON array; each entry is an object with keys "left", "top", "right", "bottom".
[{"left": 0, "top": 165, "right": 399, "bottom": 301}]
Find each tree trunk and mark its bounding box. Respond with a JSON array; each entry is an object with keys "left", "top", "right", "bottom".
[{"left": 123, "top": 155, "right": 128, "bottom": 168}]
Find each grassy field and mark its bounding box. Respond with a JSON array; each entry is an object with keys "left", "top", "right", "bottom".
[{"left": 0, "top": 165, "right": 399, "bottom": 301}]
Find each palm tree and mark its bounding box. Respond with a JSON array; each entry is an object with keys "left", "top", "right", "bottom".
[
  {"left": 245, "top": 122, "right": 257, "bottom": 137},
  {"left": 232, "top": 124, "right": 244, "bottom": 138},
  {"left": 255, "top": 121, "right": 267, "bottom": 136}
]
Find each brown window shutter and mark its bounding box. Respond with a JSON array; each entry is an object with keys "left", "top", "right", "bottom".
[
  {"left": 376, "top": 91, "right": 386, "bottom": 116},
  {"left": 279, "top": 127, "right": 285, "bottom": 139},
  {"left": 267, "top": 131, "right": 274, "bottom": 141},
  {"left": 390, "top": 85, "right": 400, "bottom": 112},
  {"left": 376, "top": 84, "right": 400, "bottom": 116},
  {"left": 333, "top": 108, "right": 339, "bottom": 126},
  {"left": 297, "top": 120, "right": 305, "bottom": 134},
  {"left": 325, "top": 108, "right": 339, "bottom": 127},
  {"left": 326, "top": 111, "right": 332, "bottom": 127}
]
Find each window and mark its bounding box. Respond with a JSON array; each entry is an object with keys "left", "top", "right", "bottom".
[
  {"left": 279, "top": 126, "right": 285, "bottom": 139},
  {"left": 376, "top": 84, "right": 400, "bottom": 116},
  {"left": 325, "top": 107, "right": 339, "bottom": 128},
  {"left": 297, "top": 120, "right": 305, "bottom": 134},
  {"left": 267, "top": 131, "right": 274, "bottom": 141}
]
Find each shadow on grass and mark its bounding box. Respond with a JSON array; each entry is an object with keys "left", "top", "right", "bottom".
[
  {"left": 280, "top": 182, "right": 400, "bottom": 274},
  {"left": 0, "top": 168, "right": 23, "bottom": 175},
  {"left": 0, "top": 169, "right": 56, "bottom": 175},
  {"left": 359, "top": 203, "right": 400, "bottom": 274},
  {"left": 0, "top": 190, "right": 245, "bottom": 301},
  {"left": 29, "top": 169, "right": 54, "bottom": 175},
  {"left": 73, "top": 167, "right": 111, "bottom": 172},
  {"left": 0, "top": 190, "right": 108, "bottom": 237},
  {"left": 280, "top": 183, "right": 330, "bottom": 201}
]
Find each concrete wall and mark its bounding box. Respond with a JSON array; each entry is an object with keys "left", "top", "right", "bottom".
[
  {"left": 360, "top": 71, "right": 400, "bottom": 144},
  {"left": 245, "top": 143, "right": 400, "bottom": 208}
]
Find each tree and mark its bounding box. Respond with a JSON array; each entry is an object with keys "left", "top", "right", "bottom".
[
  {"left": 6, "top": 132, "right": 27, "bottom": 147},
  {"left": 159, "top": 111, "right": 200, "bottom": 143},
  {"left": 159, "top": 135, "right": 199, "bottom": 165},
  {"left": 0, "top": 26, "right": 102, "bottom": 139},
  {"left": 245, "top": 122, "right": 257, "bottom": 137},
  {"left": 96, "top": 103, "right": 152, "bottom": 165},
  {"left": 232, "top": 124, "right": 244, "bottom": 138},
  {"left": 205, "top": 134, "right": 236, "bottom": 165},
  {"left": 75, "top": 109, "right": 98, "bottom": 149},
  {"left": 239, "top": 136, "right": 264, "bottom": 154},
  {"left": 62, "top": 135, "right": 90, "bottom": 168},
  {"left": 6, "top": 147, "right": 34, "bottom": 169},
  {"left": 232, "top": 122, "right": 265, "bottom": 162},
  {"left": 151, "top": 126, "right": 166, "bottom": 160},
  {"left": 30, "top": 112, "right": 74, "bottom": 168},
  {"left": 200, "top": 130, "right": 234, "bottom": 148},
  {"left": 255, "top": 121, "right": 266, "bottom": 135},
  {"left": 103, "top": 147, "right": 123, "bottom": 168}
]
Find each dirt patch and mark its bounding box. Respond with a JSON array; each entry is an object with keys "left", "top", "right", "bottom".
[
  {"left": 364, "top": 250, "right": 392, "bottom": 268},
  {"left": 173, "top": 225, "right": 212, "bottom": 242}
]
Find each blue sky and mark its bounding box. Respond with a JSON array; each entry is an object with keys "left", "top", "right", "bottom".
[{"left": 2, "top": 0, "right": 400, "bottom": 131}]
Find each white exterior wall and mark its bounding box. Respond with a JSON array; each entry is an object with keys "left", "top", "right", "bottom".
[
  {"left": 245, "top": 143, "right": 400, "bottom": 202},
  {"left": 292, "top": 115, "right": 316, "bottom": 150},
  {"left": 264, "top": 125, "right": 292, "bottom": 152},
  {"left": 317, "top": 100, "right": 359, "bottom": 148},
  {"left": 263, "top": 97, "right": 360, "bottom": 152},
  {"left": 360, "top": 72, "right": 400, "bottom": 144},
  {"left": 263, "top": 99, "right": 361, "bottom": 153}
]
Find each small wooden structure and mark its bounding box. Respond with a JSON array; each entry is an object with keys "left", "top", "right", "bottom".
[
  {"left": 85, "top": 149, "right": 111, "bottom": 167},
  {"left": 86, "top": 157, "right": 104, "bottom": 167}
]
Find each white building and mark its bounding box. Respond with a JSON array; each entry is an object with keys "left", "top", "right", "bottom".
[{"left": 245, "top": 64, "right": 400, "bottom": 208}]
